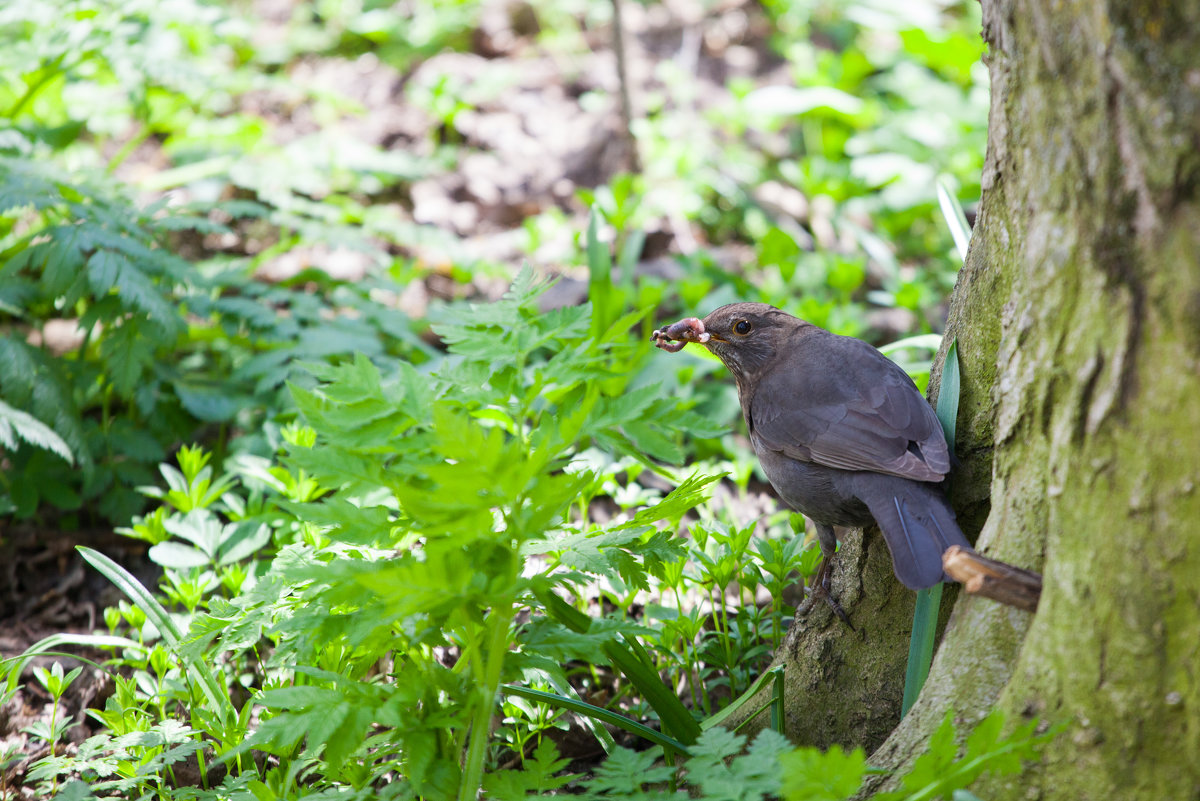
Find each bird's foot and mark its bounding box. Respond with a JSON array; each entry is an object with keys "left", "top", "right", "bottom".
[{"left": 801, "top": 556, "right": 855, "bottom": 631}]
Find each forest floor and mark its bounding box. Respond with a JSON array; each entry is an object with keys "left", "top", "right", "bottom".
[{"left": 1, "top": 0, "right": 796, "bottom": 788}]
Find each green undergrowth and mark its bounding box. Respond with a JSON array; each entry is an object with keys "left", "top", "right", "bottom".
[
  {"left": 0, "top": 0, "right": 987, "bottom": 523},
  {"left": 3, "top": 276, "right": 1054, "bottom": 799},
  {"left": 0, "top": 156, "right": 434, "bottom": 522}
]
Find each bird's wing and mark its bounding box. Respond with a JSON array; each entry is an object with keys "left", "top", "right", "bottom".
[{"left": 749, "top": 333, "right": 950, "bottom": 482}]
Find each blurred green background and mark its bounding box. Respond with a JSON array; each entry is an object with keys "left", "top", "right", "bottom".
[{"left": 0, "top": 0, "right": 986, "bottom": 523}]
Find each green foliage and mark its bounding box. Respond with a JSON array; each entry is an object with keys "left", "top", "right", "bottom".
[
  {"left": 28, "top": 275, "right": 1056, "bottom": 800},
  {"left": 557, "top": 727, "right": 794, "bottom": 801},
  {"left": 14, "top": 275, "right": 727, "bottom": 798},
  {"left": 0, "top": 0, "right": 440, "bottom": 522},
  {"left": 239, "top": 273, "right": 720, "bottom": 796},
  {"left": 0, "top": 398, "right": 72, "bottom": 464},
  {"left": 0, "top": 0, "right": 1022, "bottom": 798},
  {"left": 0, "top": 157, "right": 430, "bottom": 521},
  {"left": 0, "top": 0, "right": 985, "bottom": 523},
  {"left": 780, "top": 742, "right": 868, "bottom": 801},
  {"left": 597, "top": 0, "right": 987, "bottom": 337},
  {"left": 873, "top": 709, "right": 1056, "bottom": 801}
]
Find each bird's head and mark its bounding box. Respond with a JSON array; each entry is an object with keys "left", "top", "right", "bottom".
[{"left": 652, "top": 302, "right": 799, "bottom": 385}]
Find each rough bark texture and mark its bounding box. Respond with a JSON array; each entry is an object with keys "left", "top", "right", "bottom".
[
  {"left": 869, "top": 0, "right": 1200, "bottom": 798},
  {"left": 734, "top": 3, "right": 1200, "bottom": 787},
  {"left": 722, "top": 467, "right": 967, "bottom": 752},
  {"left": 774, "top": 528, "right": 959, "bottom": 752}
]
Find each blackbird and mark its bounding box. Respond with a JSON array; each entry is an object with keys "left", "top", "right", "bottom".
[{"left": 652, "top": 302, "right": 970, "bottom": 591}]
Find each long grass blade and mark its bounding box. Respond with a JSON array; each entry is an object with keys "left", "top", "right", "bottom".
[
  {"left": 700, "top": 664, "right": 784, "bottom": 732},
  {"left": 2, "top": 634, "right": 144, "bottom": 694},
  {"left": 501, "top": 684, "right": 690, "bottom": 756},
  {"left": 936, "top": 177, "right": 972, "bottom": 262},
  {"left": 77, "top": 546, "right": 234, "bottom": 728},
  {"left": 533, "top": 586, "right": 701, "bottom": 745},
  {"left": 902, "top": 339, "right": 960, "bottom": 717}
]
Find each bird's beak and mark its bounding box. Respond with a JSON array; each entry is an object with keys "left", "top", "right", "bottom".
[{"left": 651, "top": 317, "right": 711, "bottom": 352}]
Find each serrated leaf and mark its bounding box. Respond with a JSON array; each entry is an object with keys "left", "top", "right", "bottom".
[
  {"left": 628, "top": 472, "right": 722, "bottom": 528},
  {"left": 0, "top": 399, "right": 73, "bottom": 463},
  {"left": 518, "top": 617, "right": 607, "bottom": 665},
  {"left": 483, "top": 738, "right": 574, "bottom": 800},
  {"left": 110, "top": 253, "right": 179, "bottom": 329},
  {"left": 779, "top": 744, "right": 867, "bottom": 801},
  {"left": 86, "top": 248, "right": 126, "bottom": 294},
  {"left": 101, "top": 321, "right": 154, "bottom": 396},
  {"left": 588, "top": 746, "right": 678, "bottom": 796}
]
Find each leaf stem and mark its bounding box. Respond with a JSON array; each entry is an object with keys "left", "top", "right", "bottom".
[{"left": 459, "top": 604, "right": 515, "bottom": 801}]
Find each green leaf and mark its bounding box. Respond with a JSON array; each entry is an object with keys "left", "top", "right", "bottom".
[
  {"left": 3, "top": 634, "right": 144, "bottom": 696},
  {"left": 903, "top": 338, "right": 960, "bottom": 716},
  {"left": 875, "top": 709, "right": 1055, "bottom": 801},
  {"left": 779, "top": 743, "right": 867, "bottom": 801},
  {"left": 0, "top": 399, "right": 73, "bottom": 464},
  {"left": 174, "top": 381, "right": 247, "bottom": 422},
  {"left": 534, "top": 586, "right": 702, "bottom": 746},
  {"left": 103, "top": 249, "right": 179, "bottom": 330},
  {"left": 482, "top": 739, "right": 575, "bottom": 799},
  {"left": 744, "top": 85, "right": 864, "bottom": 116},
  {"left": 937, "top": 177, "right": 973, "bottom": 263},
  {"left": 101, "top": 321, "right": 155, "bottom": 397},
  {"left": 587, "top": 208, "right": 619, "bottom": 338},
  {"left": 501, "top": 685, "right": 690, "bottom": 755},
  {"left": 936, "top": 339, "right": 960, "bottom": 449},
  {"left": 147, "top": 541, "right": 210, "bottom": 569},
  {"left": 628, "top": 472, "right": 723, "bottom": 528},
  {"left": 586, "top": 745, "right": 680, "bottom": 796},
  {"left": 701, "top": 665, "right": 785, "bottom": 732},
  {"left": 517, "top": 617, "right": 607, "bottom": 665},
  {"left": 687, "top": 728, "right": 792, "bottom": 801},
  {"left": 76, "top": 547, "right": 234, "bottom": 729},
  {"left": 903, "top": 583, "right": 943, "bottom": 717}
]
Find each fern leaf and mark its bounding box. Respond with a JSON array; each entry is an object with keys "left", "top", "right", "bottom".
[{"left": 0, "top": 399, "right": 73, "bottom": 463}]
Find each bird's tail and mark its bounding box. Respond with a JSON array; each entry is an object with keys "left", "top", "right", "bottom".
[{"left": 848, "top": 473, "right": 971, "bottom": 590}]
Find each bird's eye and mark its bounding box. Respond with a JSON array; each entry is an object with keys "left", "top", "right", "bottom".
[{"left": 734, "top": 320, "right": 752, "bottom": 335}]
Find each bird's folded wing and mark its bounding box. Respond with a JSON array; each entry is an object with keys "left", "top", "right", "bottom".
[{"left": 750, "top": 337, "right": 950, "bottom": 482}]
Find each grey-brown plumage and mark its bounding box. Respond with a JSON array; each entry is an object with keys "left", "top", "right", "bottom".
[{"left": 653, "top": 302, "right": 969, "bottom": 590}]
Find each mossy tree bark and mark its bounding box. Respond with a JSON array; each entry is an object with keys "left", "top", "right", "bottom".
[
  {"left": 738, "top": 0, "right": 1200, "bottom": 795},
  {"left": 874, "top": 0, "right": 1200, "bottom": 797}
]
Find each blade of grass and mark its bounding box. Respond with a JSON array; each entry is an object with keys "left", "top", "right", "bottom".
[
  {"left": 501, "top": 685, "right": 690, "bottom": 756},
  {"left": 533, "top": 586, "right": 702, "bottom": 745},
  {"left": 586, "top": 207, "right": 616, "bottom": 338},
  {"left": 936, "top": 339, "right": 960, "bottom": 449},
  {"left": 902, "top": 584, "right": 943, "bottom": 716},
  {"left": 771, "top": 666, "right": 786, "bottom": 732},
  {"left": 77, "top": 546, "right": 234, "bottom": 728},
  {"left": 700, "top": 664, "right": 784, "bottom": 732},
  {"left": 902, "top": 339, "right": 960, "bottom": 717},
  {"left": 3, "top": 634, "right": 144, "bottom": 694},
  {"left": 936, "top": 177, "right": 972, "bottom": 263},
  {"left": 542, "top": 675, "right": 618, "bottom": 754}
]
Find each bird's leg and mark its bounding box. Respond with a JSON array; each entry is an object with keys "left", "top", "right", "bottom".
[{"left": 803, "top": 524, "right": 854, "bottom": 630}]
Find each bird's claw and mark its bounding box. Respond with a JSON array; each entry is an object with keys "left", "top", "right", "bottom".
[
  {"left": 801, "top": 556, "right": 855, "bottom": 631},
  {"left": 651, "top": 317, "right": 710, "bottom": 352}
]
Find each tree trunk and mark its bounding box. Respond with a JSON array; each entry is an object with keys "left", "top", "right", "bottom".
[
  {"left": 871, "top": 0, "right": 1200, "bottom": 797},
  {"left": 731, "top": 0, "right": 1200, "bottom": 795}
]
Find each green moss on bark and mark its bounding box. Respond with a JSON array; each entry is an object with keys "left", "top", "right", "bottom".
[{"left": 868, "top": 1, "right": 1200, "bottom": 798}]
